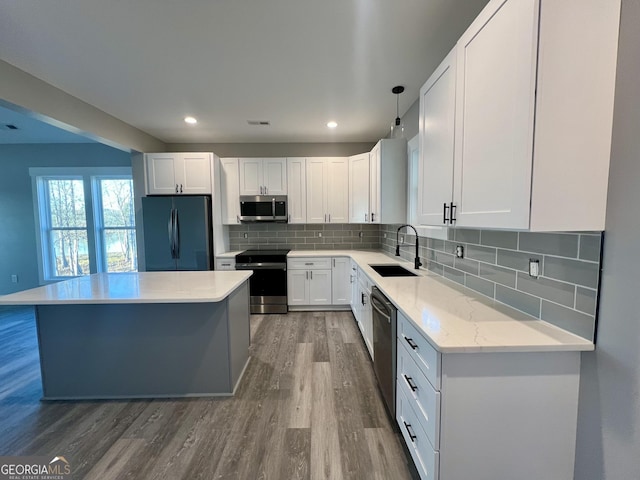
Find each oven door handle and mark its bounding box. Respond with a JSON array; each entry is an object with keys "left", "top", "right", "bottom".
[{"left": 236, "top": 262, "right": 287, "bottom": 270}]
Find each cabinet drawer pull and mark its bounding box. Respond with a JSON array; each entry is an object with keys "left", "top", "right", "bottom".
[
  {"left": 450, "top": 202, "right": 456, "bottom": 223},
  {"left": 404, "top": 336, "right": 418, "bottom": 350},
  {"left": 443, "top": 203, "right": 449, "bottom": 224},
  {"left": 305, "top": 262, "right": 313, "bottom": 265},
  {"left": 403, "top": 421, "right": 417, "bottom": 442},
  {"left": 404, "top": 375, "right": 418, "bottom": 392}
]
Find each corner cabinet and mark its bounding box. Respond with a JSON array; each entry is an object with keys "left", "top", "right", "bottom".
[
  {"left": 418, "top": 0, "right": 621, "bottom": 231},
  {"left": 220, "top": 158, "right": 241, "bottom": 225},
  {"left": 305, "top": 157, "right": 349, "bottom": 224},
  {"left": 350, "top": 140, "right": 408, "bottom": 224},
  {"left": 145, "top": 152, "right": 212, "bottom": 195}
]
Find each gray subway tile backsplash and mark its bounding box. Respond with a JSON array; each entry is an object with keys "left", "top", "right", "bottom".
[
  {"left": 544, "top": 256, "right": 600, "bottom": 289},
  {"left": 495, "top": 285, "right": 541, "bottom": 318},
  {"left": 519, "top": 232, "right": 579, "bottom": 258},
  {"left": 541, "top": 301, "right": 596, "bottom": 341},
  {"left": 579, "top": 234, "right": 602, "bottom": 262},
  {"left": 516, "top": 272, "right": 575, "bottom": 308},
  {"left": 479, "top": 263, "right": 517, "bottom": 288},
  {"left": 480, "top": 230, "right": 518, "bottom": 249},
  {"left": 379, "top": 224, "right": 603, "bottom": 342}
]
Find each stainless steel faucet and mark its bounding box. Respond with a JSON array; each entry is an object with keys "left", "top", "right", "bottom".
[{"left": 396, "top": 224, "right": 422, "bottom": 270}]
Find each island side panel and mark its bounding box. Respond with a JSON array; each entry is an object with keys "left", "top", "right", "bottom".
[
  {"left": 438, "top": 351, "right": 581, "bottom": 480},
  {"left": 226, "top": 280, "right": 251, "bottom": 391},
  {"left": 36, "top": 302, "right": 233, "bottom": 399}
]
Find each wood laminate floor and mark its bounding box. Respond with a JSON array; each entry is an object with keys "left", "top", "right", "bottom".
[{"left": 0, "top": 307, "right": 412, "bottom": 479}]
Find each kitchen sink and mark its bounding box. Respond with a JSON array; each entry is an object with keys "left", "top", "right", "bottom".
[{"left": 369, "top": 264, "right": 418, "bottom": 277}]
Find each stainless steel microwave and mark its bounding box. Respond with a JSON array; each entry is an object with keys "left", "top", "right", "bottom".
[{"left": 239, "top": 195, "right": 288, "bottom": 222}]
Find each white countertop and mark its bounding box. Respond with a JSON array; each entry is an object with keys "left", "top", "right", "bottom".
[
  {"left": 0, "top": 271, "right": 252, "bottom": 305},
  {"left": 288, "top": 249, "right": 594, "bottom": 353}
]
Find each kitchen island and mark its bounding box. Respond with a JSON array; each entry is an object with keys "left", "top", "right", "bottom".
[{"left": 0, "top": 271, "right": 252, "bottom": 400}]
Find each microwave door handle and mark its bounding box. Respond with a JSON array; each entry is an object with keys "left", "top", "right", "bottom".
[{"left": 272, "top": 198, "right": 276, "bottom": 219}]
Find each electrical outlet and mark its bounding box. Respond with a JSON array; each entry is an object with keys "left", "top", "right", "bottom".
[
  {"left": 318, "top": 232, "right": 322, "bottom": 237},
  {"left": 529, "top": 259, "right": 540, "bottom": 278},
  {"left": 359, "top": 231, "right": 364, "bottom": 238},
  {"left": 243, "top": 233, "right": 248, "bottom": 239},
  {"left": 11, "top": 274, "right": 18, "bottom": 283},
  {"left": 455, "top": 245, "right": 464, "bottom": 258},
  {"left": 400, "top": 235, "right": 405, "bottom": 244},
  {"left": 383, "top": 233, "right": 387, "bottom": 238}
]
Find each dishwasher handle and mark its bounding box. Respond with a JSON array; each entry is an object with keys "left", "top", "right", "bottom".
[{"left": 371, "top": 295, "right": 391, "bottom": 323}]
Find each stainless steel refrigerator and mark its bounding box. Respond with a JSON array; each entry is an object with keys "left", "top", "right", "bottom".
[{"left": 141, "top": 195, "right": 213, "bottom": 271}]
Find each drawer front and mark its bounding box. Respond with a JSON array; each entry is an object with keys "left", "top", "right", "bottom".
[
  {"left": 398, "top": 311, "right": 441, "bottom": 390},
  {"left": 397, "top": 384, "right": 440, "bottom": 480},
  {"left": 288, "top": 257, "right": 332, "bottom": 270},
  {"left": 215, "top": 259, "right": 236, "bottom": 271},
  {"left": 357, "top": 268, "right": 372, "bottom": 290},
  {"left": 398, "top": 341, "right": 441, "bottom": 450}
]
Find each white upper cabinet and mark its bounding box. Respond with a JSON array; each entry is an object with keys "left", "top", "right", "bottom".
[
  {"left": 418, "top": 48, "right": 457, "bottom": 226},
  {"left": 220, "top": 158, "right": 241, "bottom": 225},
  {"left": 286, "top": 158, "right": 307, "bottom": 224},
  {"left": 145, "top": 153, "right": 212, "bottom": 195},
  {"left": 369, "top": 139, "right": 407, "bottom": 224},
  {"left": 417, "top": 0, "right": 620, "bottom": 231},
  {"left": 349, "top": 153, "right": 370, "bottom": 224},
  {"left": 238, "top": 158, "right": 287, "bottom": 196},
  {"left": 306, "top": 157, "right": 349, "bottom": 223},
  {"left": 453, "top": 0, "right": 538, "bottom": 229}
]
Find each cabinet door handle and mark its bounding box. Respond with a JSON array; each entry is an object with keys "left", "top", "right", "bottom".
[
  {"left": 236, "top": 215, "right": 240, "bottom": 224},
  {"left": 288, "top": 214, "right": 291, "bottom": 222},
  {"left": 333, "top": 258, "right": 335, "bottom": 267},
  {"left": 328, "top": 213, "right": 331, "bottom": 222},
  {"left": 365, "top": 213, "right": 368, "bottom": 222},
  {"left": 266, "top": 186, "right": 268, "bottom": 194},
  {"left": 306, "top": 271, "right": 308, "bottom": 280},
  {"left": 180, "top": 184, "right": 183, "bottom": 193},
  {"left": 310, "top": 271, "right": 313, "bottom": 280},
  {"left": 350, "top": 274, "right": 354, "bottom": 283},
  {"left": 324, "top": 214, "right": 327, "bottom": 222},
  {"left": 371, "top": 213, "right": 375, "bottom": 222},
  {"left": 404, "top": 375, "right": 418, "bottom": 392},
  {"left": 443, "top": 203, "right": 449, "bottom": 224},
  {"left": 450, "top": 202, "right": 457, "bottom": 223},
  {"left": 404, "top": 336, "right": 418, "bottom": 350},
  {"left": 175, "top": 184, "right": 179, "bottom": 193},
  {"left": 403, "top": 421, "right": 417, "bottom": 442}
]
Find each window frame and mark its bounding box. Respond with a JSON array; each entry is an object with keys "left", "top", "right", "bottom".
[{"left": 30, "top": 167, "right": 134, "bottom": 284}]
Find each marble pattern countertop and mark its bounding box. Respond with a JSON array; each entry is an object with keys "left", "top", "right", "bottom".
[
  {"left": 288, "top": 249, "right": 594, "bottom": 353},
  {"left": 0, "top": 271, "right": 252, "bottom": 305}
]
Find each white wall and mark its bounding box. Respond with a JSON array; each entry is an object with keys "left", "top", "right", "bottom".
[
  {"left": 573, "top": 1, "right": 640, "bottom": 478},
  {"left": 0, "top": 143, "right": 132, "bottom": 295}
]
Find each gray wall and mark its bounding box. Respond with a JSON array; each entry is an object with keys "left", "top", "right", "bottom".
[
  {"left": 574, "top": 1, "right": 640, "bottom": 478},
  {"left": 0, "top": 143, "right": 132, "bottom": 294},
  {"left": 165, "top": 142, "right": 375, "bottom": 157}
]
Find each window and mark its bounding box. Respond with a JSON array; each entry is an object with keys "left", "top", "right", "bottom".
[
  {"left": 32, "top": 167, "right": 137, "bottom": 282},
  {"left": 94, "top": 177, "right": 137, "bottom": 273}
]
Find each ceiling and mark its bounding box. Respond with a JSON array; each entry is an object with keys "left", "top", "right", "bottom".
[{"left": 0, "top": 0, "right": 489, "bottom": 144}]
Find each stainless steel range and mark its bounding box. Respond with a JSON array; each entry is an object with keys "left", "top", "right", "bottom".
[{"left": 235, "top": 249, "right": 289, "bottom": 314}]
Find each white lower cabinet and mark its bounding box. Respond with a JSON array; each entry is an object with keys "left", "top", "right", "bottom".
[
  {"left": 287, "top": 257, "right": 335, "bottom": 307},
  {"left": 396, "top": 311, "right": 581, "bottom": 480},
  {"left": 397, "top": 385, "right": 440, "bottom": 480},
  {"left": 331, "top": 257, "right": 351, "bottom": 305}
]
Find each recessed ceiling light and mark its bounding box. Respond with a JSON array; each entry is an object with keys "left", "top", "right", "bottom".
[
  {"left": 327, "top": 121, "right": 338, "bottom": 129},
  {"left": 184, "top": 116, "right": 197, "bottom": 125}
]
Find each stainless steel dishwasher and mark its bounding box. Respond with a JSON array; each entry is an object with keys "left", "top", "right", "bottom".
[{"left": 371, "top": 286, "right": 397, "bottom": 418}]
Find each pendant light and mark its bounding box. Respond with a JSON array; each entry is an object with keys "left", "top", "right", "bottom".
[{"left": 390, "top": 85, "right": 405, "bottom": 139}]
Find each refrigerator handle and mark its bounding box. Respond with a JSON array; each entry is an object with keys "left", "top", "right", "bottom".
[
  {"left": 174, "top": 208, "right": 180, "bottom": 259},
  {"left": 168, "top": 209, "right": 175, "bottom": 259}
]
